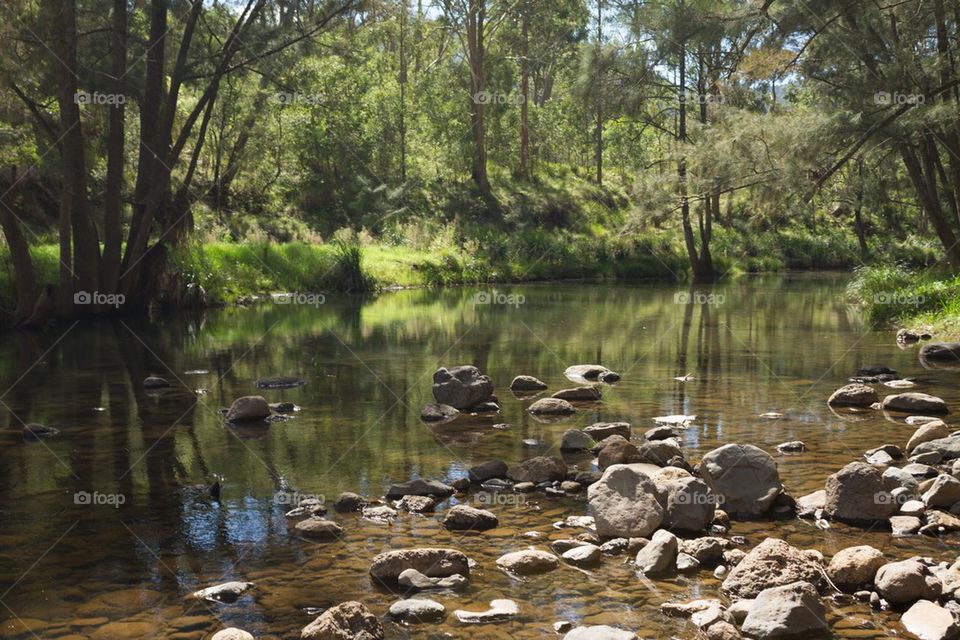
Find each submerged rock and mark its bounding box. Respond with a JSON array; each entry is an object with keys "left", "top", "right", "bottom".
[
  {"left": 552, "top": 386, "right": 602, "bottom": 402},
  {"left": 255, "top": 375, "right": 306, "bottom": 389},
  {"left": 397, "top": 568, "right": 467, "bottom": 590},
  {"left": 442, "top": 505, "right": 498, "bottom": 531},
  {"left": 454, "top": 599, "right": 519, "bottom": 623},
  {"left": 143, "top": 376, "right": 170, "bottom": 389},
  {"left": 301, "top": 601, "right": 383, "bottom": 640},
  {"left": 496, "top": 549, "right": 560, "bottom": 575},
  {"left": 192, "top": 581, "right": 254, "bottom": 603},
  {"left": 370, "top": 548, "right": 470, "bottom": 584},
  {"left": 563, "top": 626, "right": 637, "bottom": 640},
  {"left": 23, "top": 423, "right": 59, "bottom": 440},
  {"left": 387, "top": 598, "right": 446, "bottom": 623},
  {"left": 420, "top": 404, "right": 459, "bottom": 422}
]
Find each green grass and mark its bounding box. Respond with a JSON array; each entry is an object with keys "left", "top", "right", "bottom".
[{"left": 848, "top": 264, "right": 960, "bottom": 335}]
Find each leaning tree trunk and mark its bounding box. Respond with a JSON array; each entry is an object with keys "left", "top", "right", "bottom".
[
  {"left": 101, "top": 0, "right": 127, "bottom": 294},
  {"left": 0, "top": 167, "right": 38, "bottom": 325}
]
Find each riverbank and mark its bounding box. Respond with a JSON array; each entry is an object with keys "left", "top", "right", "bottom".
[
  {"left": 0, "top": 228, "right": 939, "bottom": 309},
  {"left": 849, "top": 265, "right": 960, "bottom": 338}
]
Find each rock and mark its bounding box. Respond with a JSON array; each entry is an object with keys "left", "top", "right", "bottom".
[
  {"left": 442, "top": 505, "right": 498, "bottom": 531},
  {"left": 294, "top": 518, "right": 343, "bottom": 540},
  {"left": 883, "top": 393, "right": 950, "bottom": 415},
  {"left": 333, "top": 492, "right": 366, "bottom": 512},
  {"left": 866, "top": 449, "right": 895, "bottom": 466},
  {"left": 867, "top": 443, "right": 904, "bottom": 459},
  {"left": 920, "top": 342, "right": 960, "bottom": 361},
  {"left": 857, "top": 365, "right": 898, "bottom": 376},
  {"left": 553, "top": 387, "right": 602, "bottom": 401},
  {"left": 728, "top": 599, "right": 754, "bottom": 624},
  {"left": 874, "top": 560, "right": 942, "bottom": 604},
  {"left": 563, "top": 626, "right": 637, "bottom": 640},
  {"left": 211, "top": 629, "right": 255, "bottom": 640},
  {"left": 680, "top": 537, "right": 728, "bottom": 565},
  {"left": 914, "top": 436, "right": 960, "bottom": 460},
  {"left": 454, "top": 599, "right": 519, "bottom": 623},
  {"left": 651, "top": 471, "right": 716, "bottom": 531},
  {"left": 432, "top": 366, "right": 494, "bottom": 409},
  {"left": 923, "top": 474, "right": 960, "bottom": 508},
  {"left": 564, "top": 364, "right": 612, "bottom": 380},
  {"left": 706, "top": 621, "right": 742, "bottom": 640},
  {"left": 370, "top": 548, "right": 469, "bottom": 584},
  {"left": 776, "top": 441, "right": 805, "bottom": 453},
  {"left": 225, "top": 396, "right": 271, "bottom": 422},
  {"left": 884, "top": 467, "right": 920, "bottom": 493},
  {"left": 397, "top": 568, "right": 467, "bottom": 590},
  {"left": 597, "top": 436, "right": 643, "bottom": 469},
  {"left": 699, "top": 444, "right": 782, "bottom": 517},
  {"left": 510, "top": 375, "right": 548, "bottom": 391},
  {"left": 301, "top": 601, "right": 384, "bottom": 639},
  {"left": 588, "top": 464, "right": 664, "bottom": 538},
  {"left": 562, "top": 544, "right": 602, "bottom": 567},
  {"left": 468, "top": 459, "right": 508, "bottom": 483},
  {"left": 555, "top": 621, "right": 573, "bottom": 633},
  {"left": 828, "top": 383, "right": 879, "bottom": 407},
  {"left": 722, "top": 538, "right": 825, "bottom": 599},
  {"left": 740, "top": 581, "right": 829, "bottom": 639},
  {"left": 584, "top": 422, "right": 632, "bottom": 440},
  {"left": 22, "top": 423, "right": 59, "bottom": 440},
  {"left": 634, "top": 529, "right": 678, "bottom": 575},
  {"left": 796, "top": 490, "right": 826, "bottom": 518},
  {"left": 561, "top": 429, "right": 595, "bottom": 451},
  {"left": 825, "top": 461, "right": 897, "bottom": 523},
  {"left": 496, "top": 549, "right": 560, "bottom": 575},
  {"left": 362, "top": 505, "right": 398, "bottom": 523},
  {"left": 599, "top": 370, "right": 621, "bottom": 383},
  {"left": 507, "top": 456, "right": 567, "bottom": 483},
  {"left": 514, "top": 481, "right": 535, "bottom": 492},
  {"left": 527, "top": 397, "right": 576, "bottom": 415},
  {"left": 891, "top": 515, "right": 922, "bottom": 535},
  {"left": 901, "top": 600, "right": 959, "bottom": 640},
  {"left": 192, "top": 581, "right": 254, "bottom": 603},
  {"left": 905, "top": 462, "right": 941, "bottom": 477},
  {"left": 270, "top": 401, "right": 299, "bottom": 413},
  {"left": 827, "top": 546, "right": 885, "bottom": 591},
  {"left": 637, "top": 440, "right": 683, "bottom": 466},
  {"left": 420, "top": 404, "right": 459, "bottom": 422},
  {"left": 468, "top": 401, "right": 500, "bottom": 413},
  {"left": 676, "top": 552, "right": 700, "bottom": 572},
  {"left": 396, "top": 495, "right": 436, "bottom": 512},
  {"left": 385, "top": 478, "right": 454, "bottom": 499},
  {"left": 645, "top": 425, "right": 679, "bottom": 440},
  {"left": 898, "top": 328, "right": 923, "bottom": 343},
  {"left": 922, "top": 510, "right": 960, "bottom": 535},
  {"left": 387, "top": 599, "right": 446, "bottom": 623},
  {"left": 143, "top": 376, "right": 170, "bottom": 389},
  {"left": 561, "top": 480, "right": 582, "bottom": 492}
]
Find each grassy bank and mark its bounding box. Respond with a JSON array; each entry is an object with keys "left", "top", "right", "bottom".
[
  {"left": 848, "top": 265, "right": 960, "bottom": 336},
  {"left": 0, "top": 228, "right": 941, "bottom": 309}
]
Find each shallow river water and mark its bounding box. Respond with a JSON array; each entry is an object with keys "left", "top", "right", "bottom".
[{"left": 0, "top": 274, "right": 955, "bottom": 639}]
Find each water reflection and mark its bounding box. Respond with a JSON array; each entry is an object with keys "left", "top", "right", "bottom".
[{"left": 0, "top": 275, "right": 950, "bottom": 638}]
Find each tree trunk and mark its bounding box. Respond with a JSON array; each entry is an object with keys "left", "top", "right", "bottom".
[
  {"left": 0, "top": 168, "right": 38, "bottom": 325},
  {"left": 900, "top": 141, "right": 960, "bottom": 267},
  {"left": 593, "top": 0, "right": 603, "bottom": 185},
  {"left": 399, "top": 0, "right": 408, "bottom": 182},
  {"left": 518, "top": 2, "right": 530, "bottom": 180},
  {"left": 101, "top": 0, "right": 127, "bottom": 294},
  {"left": 467, "top": 0, "right": 492, "bottom": 200}
]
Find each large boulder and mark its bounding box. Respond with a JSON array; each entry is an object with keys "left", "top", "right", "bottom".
[
  {"left": 507, "top": 456, "right": 567, "bottom": 483},
  {"left": 226, "top": 396, "right": 271, "bottom": 422},
  {"left": 588, "top": 464, "right": 664, "bottom": 539},
  {"left": 901, "top": 600, "right": 959, "bottom": 640},
  {"left": 914, "top": 435, "right": 960, "bottom": 460},
  {"left": 432, "top": 366, "right": 494, "bottom": 409},
  {"left": 597, "top": 436, "right": 643, "bottom": 469},
  {"left": 875, "top": 560, "right": 942, "bottom": 604},
  {"left": 301, "top": 601, "right": 383, "bottom": 640},
  {"left": 826, "top": 545, "right": 884, "bottom": 592},
  {"left": 882, "top": 393, "right": 950, "bottom": 415},
  {"left": 369, "top": 548, "right": 469, "bottom": 584},
  {"left": 907, "top": 420, "right": 950, "bottom": 454},
  {"left": 699, "top": 444, "right": 782, "bottom": 517},
  {"left": 651, "top": 469, "right": 716, "bottom": 531},
  {"left": 468, "top": 459, "right": 508, "bottom": 483},
  {"left": 740, "top": 581, "right": 829, "bottom": 639},
  {"left": 920, "top": 342, "right": 960, "bottom": 361},
  {"left": 721, "top": 538, "right": 825, "bottom": 599},
  {"left": 824, "top": 461, "right": 897, "bottom": 523},
  {"left": 828, "top": 383, "right": 879, "bottom": 407},
  {"left": 922, "top": 474, "right": 960, "bottom": 508}
]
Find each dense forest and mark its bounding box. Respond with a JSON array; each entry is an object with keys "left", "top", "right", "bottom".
[{"left": 1, "top": 0, "right": 959, "bottom": 326}]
